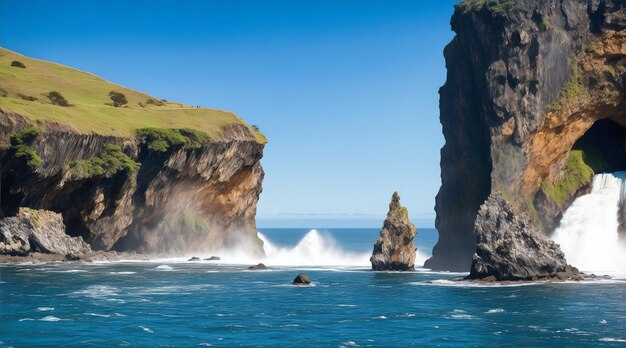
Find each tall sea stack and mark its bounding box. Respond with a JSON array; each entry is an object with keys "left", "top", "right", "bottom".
[{"left": 371, "top": 192, "right": 417, "bottom": 271}]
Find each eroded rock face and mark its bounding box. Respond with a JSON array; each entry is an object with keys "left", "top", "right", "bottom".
[
  {"left": 427, "top": 0, "right": 626, "bottom": 271},
  {"left": 0, "top": 113, "right": 265, "bottom": 256},
  {"left": 370, "top": 192, "right": 417, "bottom": 271},
  {"left": 468, "top": 192, "right": 581, "bottom": 281},
  {"left": 0, "top": 208, "right": 91, "bottom": 256}
]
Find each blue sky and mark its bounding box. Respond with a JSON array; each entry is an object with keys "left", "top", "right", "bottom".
[{"left": 0, "top": 0, "right": 457, "bottom": 228}]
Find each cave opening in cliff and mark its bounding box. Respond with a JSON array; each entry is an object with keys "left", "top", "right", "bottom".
[{"left": 571, "top": 119, "right": 626, "bottom": 174}]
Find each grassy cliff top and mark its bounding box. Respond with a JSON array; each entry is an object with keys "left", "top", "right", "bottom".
[{"left": 0, "top": 48, "right": 265, "bottom": 143}]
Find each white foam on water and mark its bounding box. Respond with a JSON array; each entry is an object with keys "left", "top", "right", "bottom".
[
  {"left": 72, "top": 285, "right": 119, "bottom": 299},
  {"left": 84, "top": 312, "right": 111, "bottom": 318},
  {"left": 486, "top": 308, "right": 504, "bottom": 314},
  {"left": 39, "top": 316, "right": 64, "bottom": 322},
  {"left": 155, "top": 265, "right": 174, "bottom": 271},
  {"left": 18, "top": 318, "right": 34, "bottom": 322},
  {"left": 372, "top": 315, "right": 387, "bottom": 320},
  {"left": 599, "top": 337, "right": 626, "bottom": 342},
  {"left": 552, "top": 172, "right": 626, "bottom": 274},
  {"left": 139, "top": 326, "right": 154, "bottom": 333},
  {"left": 37, "top": 307, "right": 54, "bottom": 312},
  {"left": 446, "top": 309, "right": 476, "bottom": 320},
  {"left": 109, "top": 271, "right": 136, "bottom": 275}
]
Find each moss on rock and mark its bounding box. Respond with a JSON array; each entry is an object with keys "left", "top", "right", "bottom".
[{"left": 68, "top": 144, "right": 140, "bottom": 178}]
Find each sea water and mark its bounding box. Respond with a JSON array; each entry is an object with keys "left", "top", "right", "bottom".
[{"left": 1, "top": 228, "right": 626, "bottom": 347}]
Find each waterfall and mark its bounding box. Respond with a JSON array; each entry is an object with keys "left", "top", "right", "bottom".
[{"left": 552, "top": 172, "right": 626, "bottom": 274}]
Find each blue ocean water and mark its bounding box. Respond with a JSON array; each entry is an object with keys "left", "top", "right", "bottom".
[{"left": 1, "top": 228, "right": 626, "bottom": 347}]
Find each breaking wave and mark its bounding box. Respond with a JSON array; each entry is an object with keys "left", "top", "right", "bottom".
[{"left": 258, "top": 230, "right": 371, "bottom": 266}]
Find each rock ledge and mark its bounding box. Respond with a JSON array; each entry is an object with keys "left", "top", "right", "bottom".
[{"left": 0, "top": 208, "right": 91, "bottom": 257}]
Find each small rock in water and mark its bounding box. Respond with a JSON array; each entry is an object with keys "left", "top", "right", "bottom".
[
  {"left": 188, "top": 256, "right": 200, "bottom": 261},
  {"left": 292, "top": 273, "right": 311, "bottom": 286},
  {"left": 204, "top": 256, "right": 221, "bottom": 261},
  {"left": 65, "top": 253, "right": 81, "bottom": 261},
  {"left": 248, "top": 263, "right": 267, "bottom": 270}
]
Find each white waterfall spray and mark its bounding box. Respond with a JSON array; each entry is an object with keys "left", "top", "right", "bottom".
[{"left": 552, "top": 172, "right": 626, "bottom": 274}]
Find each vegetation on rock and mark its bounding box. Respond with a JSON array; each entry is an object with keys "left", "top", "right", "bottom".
[
  {"left": 540, "top": 149, "right": 607, "bottom": 208},
  {"left": 136, "top": 128, "right": 211, "bottom": 152},
  {"left": 68, "top": 144, "right": 140, "bottom": 178},
  {"left": 456, "top": 0, "right": 514, "bottom": 15},
  {"left": 9, "top": 126, "right": 42, "bottom": 168}
]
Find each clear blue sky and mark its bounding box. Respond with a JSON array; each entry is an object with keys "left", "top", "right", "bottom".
[{"left": 0, "top": 0, "right": 457, "bottom": 228}]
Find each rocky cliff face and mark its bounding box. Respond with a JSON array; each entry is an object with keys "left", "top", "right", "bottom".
[
  {"left": 426, "top": 0, "right": 625, "bottom": 271},
  {"left": 468, "top": 192, "right": 580, "bottom": 281},
  {"left": 0, "top": 112, "right": 265, "bottom": 256},
  {"left": 370, "top": 192, "right": 417, "bottom": 271}
]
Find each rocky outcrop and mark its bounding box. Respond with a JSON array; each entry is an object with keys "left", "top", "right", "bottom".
[
  {"left": 0, "top": 113, "right": 265, "bottom": 256},
  {"left": 0, "top": 207, "right": 91, "bottom": 256},
  {"left": 370, "top": 192, "right": 417, "bottom": 271},
  {"left": 292, "top": 273, "right": 311, "bottom": 285},
  {"left": 467, "top": 193, "right": 581, "bottom": 281},
  {"left": 248, "top": 263, "right": 267, "bottom": 270},
  {"left": 427, "top": 0, "right": 625, "bottom": 271}
]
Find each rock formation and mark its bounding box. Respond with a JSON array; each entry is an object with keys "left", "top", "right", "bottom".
[
  {"left": 0, "top": 113, "right": 265, "bottom": 256},
  {"left": 292, "top": 273, "right": 311, "bottom": 285},
  {"left": 427, "top": 0, "right": 626, "bottom": 271},
  {"left": 467, "top": 193, "right": 581, "bottom": 281},
  {"left": 248, "top": 263, "right": 267, "bottom": 270},
  {"left": 0, "top": 207, "right": 91, "bottom": 257},
  {"left": 370, "top": 192, "right": 417, "bottom": 271}
]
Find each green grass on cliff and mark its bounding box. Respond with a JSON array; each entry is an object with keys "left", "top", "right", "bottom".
[
  {"left": 0, "top": 48, "right": 266, "bottom": 143},
  {"left": 456, "top": 0, "right": 515, "bottom": 14}
]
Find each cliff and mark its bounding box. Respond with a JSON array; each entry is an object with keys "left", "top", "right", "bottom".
[
  {"left": 426, "top": 0, "right": 625, "bottom": 271},
  {"left": 0, "top": 48, "right": 266, "bottom": 256}
]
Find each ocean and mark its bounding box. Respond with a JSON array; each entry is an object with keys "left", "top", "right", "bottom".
[{"left": 1, "top": 228, "right": 625, "bottom": 347}]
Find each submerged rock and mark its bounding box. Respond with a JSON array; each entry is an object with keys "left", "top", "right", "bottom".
[
  {"left": 248, "top": 263, "right": 267, "bottom": 270},
  {"left": 292, "top": 273, "right": 311, "bottom": 286},
  {"left": 188, "top": 256, "right": 200, "bottom": 261},
  {"left": 468, "top": 193, "right": 582, "bottom": 281},
  {"left": 204, "top": 256, "right": 220, "bottom": 261},
  {"left": 0, "top": 208, "right": 91, "bottom": 257},
  {"left": 370, "top": 192, "right": 417, "bottom": 271}
]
